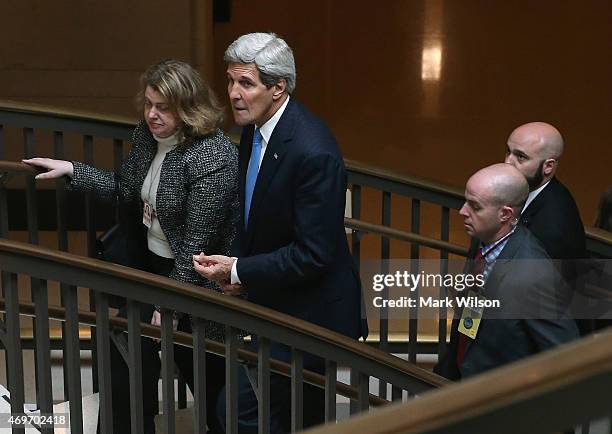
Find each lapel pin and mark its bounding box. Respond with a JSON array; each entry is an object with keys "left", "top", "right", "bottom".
[{"left": 274, "top": 153, "right": 278, "bottom": 160}]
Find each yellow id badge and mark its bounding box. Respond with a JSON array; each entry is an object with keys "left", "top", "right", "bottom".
[{"left": 457, "top": 290, "right": 486, "bottom": 339}]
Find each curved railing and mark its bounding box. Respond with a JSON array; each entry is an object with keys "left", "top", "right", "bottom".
[
  {"left": 304, "top": 325, "right": 612, "bottom": 434},
  {"left": 2, "top": 97, "right": 611, "bottom": 365},
  {"left": 0, "top": 237, "right": 446, "bottom": 433},
  {"left": 2, "top": 99, "right": 612, "bottom": 432}
]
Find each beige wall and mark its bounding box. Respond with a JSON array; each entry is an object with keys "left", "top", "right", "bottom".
[{"left": 2, "top": 0, "right": 610, "bottom": 230}]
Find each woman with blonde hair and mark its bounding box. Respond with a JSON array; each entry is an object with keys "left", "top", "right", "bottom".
[{"left": 25, "top": 59, "right": 236, "bottom": 434}]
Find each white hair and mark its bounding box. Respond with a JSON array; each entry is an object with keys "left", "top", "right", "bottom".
[{"left": 224, "top": 32, "right": 296, "bottom": 93}]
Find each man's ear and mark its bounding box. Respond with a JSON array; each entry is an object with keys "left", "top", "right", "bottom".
[
  {"left": 543, "top": 158, "right": 556, "bottom": 177},
  {"left": 272, "top": 79, "right": 287, "bottom": 100},
  {"left": 499, "top": 205, "right": 515, "bottom": 223}
]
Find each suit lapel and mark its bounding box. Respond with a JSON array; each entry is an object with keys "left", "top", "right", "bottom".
[
  {"left": 463, "top": 226, "right": 524, "bottom": 355},
  {"left": 481, "top": 225, "right": 524, "bottom": 298},
  {"left": 243, "top": 100, "right": 295, "bottom": 250},
  {"left": 238, "top": 127, "right": 254, "bottom": 232},
  {"left": 520, "top": 178, "right": 557, "bottom": 228},
  {"left": 135, "top": 128, "right": 157, "bottom": 195}
]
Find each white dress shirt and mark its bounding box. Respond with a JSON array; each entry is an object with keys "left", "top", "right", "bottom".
[
  {"left": 522, "top": 180, "right": 551, "bottom": 213},
  {"left": 230, "top": 96, "right": 291, "bottom": 285}
]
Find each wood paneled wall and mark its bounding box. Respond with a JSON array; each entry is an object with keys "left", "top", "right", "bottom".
[
  {"left": 2, "top": 0, "right": 610, "bottom": 228},
  {"left": 0, "top": 0, "right": 212, "bottom": 116},
  {"left": 212, "top": 0, "right": 611, "bottom": 228}
]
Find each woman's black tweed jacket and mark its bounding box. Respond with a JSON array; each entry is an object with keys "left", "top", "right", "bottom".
[{"left": 71, "top": 121, "right": 239, "bottom": 337}]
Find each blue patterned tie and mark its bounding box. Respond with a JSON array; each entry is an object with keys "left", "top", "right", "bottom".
[{"left": 244, "top": 128, "right": 262, "bottom": 228}]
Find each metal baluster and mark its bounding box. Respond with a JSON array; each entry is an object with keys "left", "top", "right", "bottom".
[
  {"left": 581, "top": 421, "right": 590, "bottom": 434},
  {"left": 83, "top": 135, "right": 99, "bottom": 393},
  {"left": 324, "top": 360, "right": 337, "bottom": 422},
  {"left": 192, "top": 318, "right": 207, "bottom": 434},
  {"left": 391, "top": 385, "right": 402, "bottom": 402},
  {"left": 351, "top": 185, "right": 361, "bottom": 269},
  {"left": 54, "top": 132, "right": 68, "bottom": 251},
  {"left": 33, "top": 278, "right": 53, "bottom": 433},
  {"left": 225, "top": 326, "right": 238, "bottom": 434},
  {"left": 350, "top": 184, "right": 361, "bottom": 416},
  {"left": 408, "top": 198, "right": 421, "bottom": 363},
  {"left": 113, "top": 139, "right": 123, "bottom": 172},
  {"left": 23, "top": 127, "right": 44, "bottom": 412},
  {"left": 0, "top": 168, "right": 8, "bottom": 239},
  {"left": 178, "top": 376, "right": 187, "bottom": 409},
  {"left": 349, "top": 369, "right": 359, "bottom": 415},
  {"left": 127, "top": 301, "right": 144, "bottom": 434},
  {"left": 23, "top": 128, "right": 38, "bottom": 244},
  {"left": 161, "top": 308, "right": 176, "bottom": 434},
  {"left": 291, "top": 348, "right": 303, "bottom": 432},
  {"left": 0, "top": 124, "right": 4, "bottom": 158},
  {"left": 357, "top": 371, "right": 370, "bottom": 414},
  {"left": 5, "top": 271, "right": 25, "bottom": 434},
  {"left": 112, "top": 139, "right": 123, "bottom": 223},
  {"left": 83, "top": 135, "right": 96, "bottom": 256},
  {"left": 53, "top": 131, "right": 71, "bottom": 402},
  {"left": 379, "top": 191, "right": 391, "bottom": 398},
  {"left": 439, "top": 206, "right": 450, "bottom": 356},
  {"left": 258, "top": 337, "right": 270, "bottom": 434},
  {"left": 0, "top": 125, "right": 6, "bottom": 238},
  {"left": 63, "top": 285, "right": 83, "bottom": 434},
  {"left": 95, "top": 291, "right": 113, "bottom": 434}
]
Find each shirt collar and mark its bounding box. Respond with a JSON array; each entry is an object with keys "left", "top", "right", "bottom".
[
  {"left": 256, "top": 95, "right": 290, "bottom": 144},
  {"left": 153, "top": 130, "right": 180, "bottom": 151},
  {"left": 522, "top": 179, "right": 551, "bottom": 213},
  {"left": 481, "top": 225, "right": 517, "bottom": 263}
]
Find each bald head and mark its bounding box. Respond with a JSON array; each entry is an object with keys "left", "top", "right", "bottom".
[
  {"left": 509, "top": 122, "right": 564, "bottom": 159},
  {"left": 505, "top": 122, "right": 564, "bottom": 190},
  {"left": 460, "top": 164, "right": 529, "bottom": 244},
  {"left": 470, "top": 163, "right": 529, "bottom": 212}
]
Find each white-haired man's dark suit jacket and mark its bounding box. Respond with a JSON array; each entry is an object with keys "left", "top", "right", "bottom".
[
  {"left": 218, "top": 98, "right": 366, "bottom": 434},
  {"left": 234, "top": 98, "right": 366, "bottom": 344}
]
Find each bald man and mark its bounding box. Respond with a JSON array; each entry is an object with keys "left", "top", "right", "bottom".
[
  {"left": 434, "top": 164, "right": 578, "bottom": 380},
  {"left": 505, "top": 122, "right": 586, "bottom": 264},
  {"left": 505, "top": 122, "right": 588, "bottom": 333}
]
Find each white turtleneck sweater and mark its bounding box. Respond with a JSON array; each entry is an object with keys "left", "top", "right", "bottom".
[{"left": 141, "top": 131, "right": 180, "bottom": 258}]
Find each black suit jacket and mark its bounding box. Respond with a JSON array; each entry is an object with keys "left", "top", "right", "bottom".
[
  {"left": 234, "top": 98, "right": 366, "bottom": 343},
  {"left": 434, "top": 225, "right": 578, "bottom": 380},
  {"left": 522, "top": 177, "right": 588, "bottom": 332},
  {"left": 521, "top": 177, "right": 585, "bottom": 262}
]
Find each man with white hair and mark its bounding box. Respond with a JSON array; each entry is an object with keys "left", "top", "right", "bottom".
[
  {"left": 435, "top": 164, "right": 578, "bottom": 380},
  {"left": 193, "top": 32, "right": 366, "bottom": 433}
]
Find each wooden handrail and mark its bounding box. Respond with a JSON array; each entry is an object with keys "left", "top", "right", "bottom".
[
  {"left": 0, "top": 158, "right": 469, "bottom": 256},
  {"left": 345, "top": 217, "right": 469, "bottom": 256},
  {"left": 586, "top": 226, "right": 612, "bottom": 245},
  {"left": 1, "top": 153, "right": 610, "bottom": 251},
  {"left": 0, "top": 298, "right": 389, "bottom": 407},
  {"left": 0, "top": 153, "right": 612, "bottom": 251},
  {"left": 0, "top": 161, "right": 40, "bottom": 175},
  {"left": 0, "top": 98, "right": 137, "bottom": 126},
  {"left": 304, "top": 328, "right": 612, "bottom": 433},
  {"left": 0, "top": 238, "right": 447, "bottom": 390},
  {"left": 345, "top": 159, "right": 465, "bottom": 200}
]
